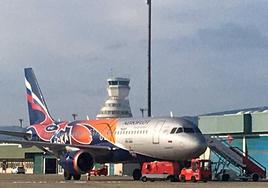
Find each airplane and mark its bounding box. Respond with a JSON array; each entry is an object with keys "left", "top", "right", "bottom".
[{"left": 0, "top": 68, "right": 207, "bottom": 180}]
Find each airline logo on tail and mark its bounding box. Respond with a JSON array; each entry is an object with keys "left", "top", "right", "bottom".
[
  {"left": 24, "top": 68, "right": 117, "bottom": 145},
  {"left": 24, "top": 68, "right": 54, "bottom": 125}
]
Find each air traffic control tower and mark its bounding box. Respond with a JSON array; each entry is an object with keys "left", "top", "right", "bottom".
[
  {"left": 96, "top": 77, "right": 132, "bottom": 119},
  {"left": 96, "top": 77, "right": 133, "bottom": 176}
]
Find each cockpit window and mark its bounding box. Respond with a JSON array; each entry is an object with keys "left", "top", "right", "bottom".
[
  {"left": 170, "top": 128, "right": 177, "bottom": 134},
  {"left": 176, "top": 127, "right": 183, "bottom": 133},
  {"left": 171, "top": 127, "right": 195, "bottom": 134},
  {"left": 184, "top": 128, "right": 194, "bottom": 133}
]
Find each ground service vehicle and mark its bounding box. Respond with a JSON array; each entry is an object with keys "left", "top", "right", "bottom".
[
  {"left": 90, "top": 165, "right": 108, "bottom": 176},
  {"left": 180, "top": 159, "right": 212, "bottom": 182},
  {"left": 215, "top": 169, "right": 238, "bottom": 181},
  {"left": 141, "top": 161, "right": 180, "bottom": 182},
  {"left": 12, "top": 166, "right": 26, "bottom": 174}
]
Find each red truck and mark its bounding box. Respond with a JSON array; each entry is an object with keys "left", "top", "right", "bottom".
[
  {"left": 179, "top": 159, "right": 212, "bottom": 182},
  {"left": 141, "top": 161, "right": 180, "bottom": 182},
  {"left": 90, "top": 165, "right": 108, "bottom": 176}
]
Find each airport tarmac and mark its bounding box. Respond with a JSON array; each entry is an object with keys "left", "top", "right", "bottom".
[{"left": 0, "top": 174, "right": 267, "bottom": 188}]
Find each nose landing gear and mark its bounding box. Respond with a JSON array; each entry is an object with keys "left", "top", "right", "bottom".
[{"left": 133, "top": 168, "right": 142, "bottom": 180}]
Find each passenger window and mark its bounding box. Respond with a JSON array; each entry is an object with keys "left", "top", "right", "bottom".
[
  {"left": 176, "top": 127, "right": 183, "bottom": 133},
  {"left": 170, "top": 128, "right": 177, "bottom": 134}
]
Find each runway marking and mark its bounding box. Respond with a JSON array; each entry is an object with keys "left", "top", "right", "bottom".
[
  {"left": 13, "top": 181, "right": 47, "bottom": 184},
  {"left": 58, "top": 181, "right": 122, "bottom": 184},
  {"left": 13, "top": 180, "right": 123, "bottom": 184},
  {"left": 74, "top": 181, "right": 87, "bottom": 184}
]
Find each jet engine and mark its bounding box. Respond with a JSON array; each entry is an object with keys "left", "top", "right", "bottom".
[{"left": 60, "top": 150, "right": 94, "bottom": 174}]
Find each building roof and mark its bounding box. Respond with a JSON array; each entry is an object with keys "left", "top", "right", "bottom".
[{"left": 0, "top": 144, "right": 42, "bottom": 159}]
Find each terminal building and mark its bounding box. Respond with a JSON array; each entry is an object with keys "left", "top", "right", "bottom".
[
  {"left": 0, "top": 141, "right": 60, "bottom": 174},
  {"left": 198, "top": 108, "right": 268, "bottom": 176}
]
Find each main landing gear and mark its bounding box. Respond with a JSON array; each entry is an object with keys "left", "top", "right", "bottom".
[{"left": 64, "top": 170, "right": 81, "bottom": 180}]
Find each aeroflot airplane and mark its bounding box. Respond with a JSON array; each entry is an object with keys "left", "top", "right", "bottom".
[{"left": 0, "top": 68, "right": 207, "bottom": 180}]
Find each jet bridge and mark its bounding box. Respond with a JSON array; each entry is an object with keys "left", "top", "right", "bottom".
[{"left": 206, "top": 136, "right": 266, "bottom": 181}]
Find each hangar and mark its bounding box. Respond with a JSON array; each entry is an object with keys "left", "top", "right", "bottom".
[{"left": 0, "top": 144, "right": 58, "bottom": 174}]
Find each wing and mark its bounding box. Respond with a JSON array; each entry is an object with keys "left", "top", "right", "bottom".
[
  {"left": 0, "top": 139, "right": 112, "bottom": 158},
  {"left": 0, "top": 130, "right": 32, "bottom": 140}
]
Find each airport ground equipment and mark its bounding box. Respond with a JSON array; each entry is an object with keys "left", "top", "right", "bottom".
[
  {"left": 90, "top": 165, "right": 108, "bottom": 176},
  {"left": 206, "top": 136, "right": 266, "bottom": 181},
  {"left": 215, "top": 168, "right": 239, "bottom": 181},
  {"left": 179, "top": 159, "right": 212, "bottom": 182},
  {"left": 140, "top": 161, "right": 180, "bottom": 182},
  {"left": 12, "top": 166, "right": 26, "bottom": 174}
]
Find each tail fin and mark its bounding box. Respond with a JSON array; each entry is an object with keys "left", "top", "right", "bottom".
[{"left": 24, "top": 68, "right": 54, "bottom": 125}]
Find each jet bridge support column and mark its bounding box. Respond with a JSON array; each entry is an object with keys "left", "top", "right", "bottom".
[
  {"left": 243, "top": 114, "right": 251, "bottom": 156},
  {"left": 242, "top": 135, "right": 248, "bottom": 157}
]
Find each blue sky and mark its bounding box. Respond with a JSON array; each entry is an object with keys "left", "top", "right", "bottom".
[{"left": 1, "top": 0, "right": 268, "bottom": 126}]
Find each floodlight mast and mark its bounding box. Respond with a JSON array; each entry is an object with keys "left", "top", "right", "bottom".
[{"left": 147, "top": 0, "right": 152, "bottom": 117}]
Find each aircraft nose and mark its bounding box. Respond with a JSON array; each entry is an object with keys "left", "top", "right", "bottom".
[
  {"left": 191, "top": 134, "right": 207, "bottom": 156},
  {"left": 180, "top": 134, "right": 207, "bottom": 159}
]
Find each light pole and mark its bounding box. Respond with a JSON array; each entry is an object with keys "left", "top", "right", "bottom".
[
  {"left": 140, "top": 108, "right": 148, "bottom": 118},
  {"left": 147, "top": 0, "right": 152, "bottom": 117},
  {"left": 18, "top": 119, "right": 23, "bottom": 128},
  {"left": 72, "top": 113, "right": 78, "bottom": 121}
]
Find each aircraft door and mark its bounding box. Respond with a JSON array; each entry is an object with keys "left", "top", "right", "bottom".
[{"left": 152, "top": 120, "right": 165, "bottom": 144}]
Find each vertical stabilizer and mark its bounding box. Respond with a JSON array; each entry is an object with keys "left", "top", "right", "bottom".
[{"left": 24, "top": 68, "right": 54, "bottom": 125}]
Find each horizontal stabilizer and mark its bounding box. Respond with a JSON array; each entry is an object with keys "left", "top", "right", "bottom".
[
  {"left": 0, "top": 130, "right": 32, "bottom": 140},
  {"left": 0, "top": 139, "right": 112, "bottom": 158}
]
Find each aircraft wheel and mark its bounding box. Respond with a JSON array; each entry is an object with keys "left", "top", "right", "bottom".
[
  {"left": 180, "top": 175, "right": 186, "bottom": 182},
  {"left": 73, "top": 174, "right": 81, "bottom": 180},
  {"left": 141, "top": 176, "right": 147, "bottom": 182},
  {"left": 222, "top": 174, "right": 229, "bottom": 181},
  {"left": 167, "top": 175, "right": 175, "bottom": 182},
  {"left": 252, "top": 174, "right": 259, "bottom": 182},
  {"left": 191, "top": 176, "right": 197, "bottom": 182},
  {"left": 64, "top": 170, "right": 72, "bottom": 180},
  {"left": 133, "top": 168, "right": 141, "bottom": 181}
]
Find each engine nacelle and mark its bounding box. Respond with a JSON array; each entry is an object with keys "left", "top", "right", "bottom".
[{"left": 60, "top": 150, "right": 94, "bottom": 174}]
